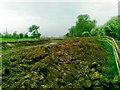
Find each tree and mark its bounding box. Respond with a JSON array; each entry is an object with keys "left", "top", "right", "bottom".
[
  {"left": 117, "top": 28, "right": 120, "bottom": 39},
  {"left": 65, "top": 26, "right": 77, "bottom": 37},
  {"left": 101, "top": 16, "right": 120, "bottom": 39},
  {"left": 0, "top": 33, "right": 2, "bottom": 38},
  {"left": 13, "top": 31, "right": 20, "bottom": 39},
  {"left": 3, "top": 30, "right": 13, "bottom": 38},
  {"left": 90, "top": 27, "right": 105, "bottom": 37},
  {"left": 90, "top": 28, "right": 98, "bottom": 36},
  {"left": 24, "top": 33, "right": 29, "bottom": 38},
  {"left": 3, "top": 29, "right": 9, "bottom": 38},
  {"left": 28, "top": 25, "right": 41, "bottom": 39},
  {"left": 19, "top": 33, "right": 24, "bottom": 38},
  {"left": 117, "top": 16, "right": 120, "bottom": 39},
  {"left": 65, "top": 14, "right": 96, "bottom": 37}
]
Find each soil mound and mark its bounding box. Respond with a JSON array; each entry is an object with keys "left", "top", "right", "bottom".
[{"left": 2, "top": 37, "right": 120, "bottom": 89}]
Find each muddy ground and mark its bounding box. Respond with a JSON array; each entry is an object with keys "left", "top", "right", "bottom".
[{"left": 2, "top": 37, "right": 120, "bottom": 89}]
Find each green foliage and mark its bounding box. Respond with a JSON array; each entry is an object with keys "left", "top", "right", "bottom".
[
  {"left": 2, "top": 38, "right": 35, "bottom": 43},
  {"left": 24, "top": 33, "right": 29, "bottom": 38},
  {"left": 90, "top": 28, "right": 98, "bottom": 36},
  {"left": 19, "top": 33, "right": 24, "bottom": 38},
  {"left": 2, "top": 30, "right": 13, "bottom": 38},
  {"left": 65, "top": 14, "right": 96, "bottom": 37},
  {"left": 81, "top": 31, "right": 91, "bottom": 37},
  {"left": 117, "top": 16, "right": 120, "bottom": 39},
  {"left": 90, "top": 27, "right": 105, "bottom": 37},
  {"left": 13, "top": 31, "right": 20, "bottom": 39},
  {"left": 31, "top": 31, "right": 41, "bottom": 39},
  {"left": 2, "top": 30, "right": 31, "bottom": 39},
  {"left": 28, "top": 25, "right": 39, "bottom": 32},
  {"left": 3, "top": 34, "right": 13, "bottom": 38},
  {"left": 90, "top": 16, "right": 120, "bottom": 39},
  {"left": 0, "top": 33, "right": 2, "bottom": 38},
  {"left": 101, "top": 40, "right": 118, "bottom": 79},
  {"left": 28, "top": 25, "right": 41, "bottom": 39},
  {"left": 117, "top": 29, "right": 120, "bottom": 39},
  {"left": 101, "top": 16, "right": 120, "bottom": 39}
]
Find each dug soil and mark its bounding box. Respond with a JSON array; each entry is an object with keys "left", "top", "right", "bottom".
[{"left": 2, "top": 37, "right": 120, "bottom": 89}]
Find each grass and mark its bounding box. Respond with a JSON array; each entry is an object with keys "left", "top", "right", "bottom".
[
  {"left": 100, "top": 40, "right": 118, "bottom": 79},
  {"left": 1, "top": 38, "right": 36, "bottom": 42}
]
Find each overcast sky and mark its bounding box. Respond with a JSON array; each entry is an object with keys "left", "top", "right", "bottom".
[{"left": 0, "top": 0, "right": 119, "bottom": 37}]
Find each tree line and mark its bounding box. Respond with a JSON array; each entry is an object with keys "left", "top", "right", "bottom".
[
  {"left": 65, "top": 14, "right": 120, "bottom": 40},
  {"left": 1, "top": 25, "right": 41, "bottom": 39},
  {"left": 1, "top": 14, "right": 120, "bottom": 40}
]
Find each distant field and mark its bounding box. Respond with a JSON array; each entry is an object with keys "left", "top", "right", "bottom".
[{"left": 1, "top": 38, "right": 36, "bottom": 42}]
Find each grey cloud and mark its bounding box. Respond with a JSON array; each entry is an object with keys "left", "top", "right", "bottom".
[{"left": 1, "top": 2, "right": 118, "bottom": 37}]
